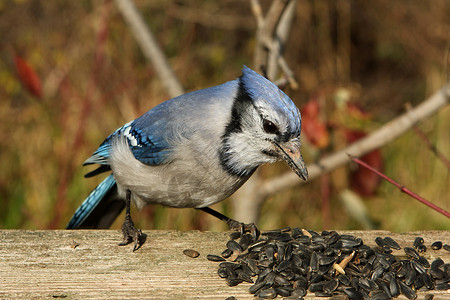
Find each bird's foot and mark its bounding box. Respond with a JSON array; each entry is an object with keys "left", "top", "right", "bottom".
[
  {"left": 119, "top": 215, "right": 143, "bottom": 251},
  {"left": 227, "top": 219, "right": 260, "bottom": 240}
]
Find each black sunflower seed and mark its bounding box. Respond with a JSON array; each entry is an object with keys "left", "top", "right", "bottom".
[
  {"left": 217, "top": 267, "right": 228, "bottom": 278},
  {"left": 318, "top": 256, "right": 336, "bottom": 265},
  {"left": 229, "top": 231, "right": 242, "bottom": 240},
  {"left": 429, "top": 268, "right": 444, "bottom": 280},
  {"left": 323, "top": 279, "right": 339, "bottom": 293},
  {"left": 310, "top": 252, "right": 319, "bottom": 272},
  {"left": 315, "top": 291, "right": 332, "bottom": 297},
  {"left": 443, "top": 244, "right": 450, "bottom": 252},
  {"left": 225, "top": 277, "right": 243, "bottom": 287},
  {"left": 431, "top": 258, "right": 444, "bottom": 270},
  {"left": 249, "top": 280, "right": 265, "bottom": 294},
  {"left": 375, "top": 237, "right": 387, "bottom": 248},
  {"left": 411, "top": 259, "right": 426, "bottom": 274},
  {"left": 383, "top": 236, "right": 401, "bottom": 250},
  {"left": 293, "top": 277, "right": 308, "bottom": 289},
  {"left": 290, "top": 287, "right": 307, "bottom": 298},
  {"left": 221, "top": 248, "right": 232, "bottom": 258},
  {"left": 235, "top": 268, "right": 253, "bottom": 283},
  {"left": 371, "top": 266, "right": 386, "bottom": 281},
  {"left": 369, "top": 290, "right": 390, "bottom": 300},
  {"left": 417, "top": 244, "right": 427, "bottom": 253},
  {"left": 436, "top": 282, "right": 450, "bottom": 290},
  {"left": 413, "top": 236, "right": 424, "bottom": 248},
  {"left": 399, "top": 280, "right": 417, "bottom": 299},
  {"left": 274, "top": 286, "right": 292, "bottom": 297},
  {"left": 389, "top": 276, "right": 400, "bottom": 297},
  {"left": 309, "top": 282, "right": 325, "bottom": 292},
  {"left": 239, "top": 233, "right": 253, "bottom": 251},
  {"left": 404, "top": 247, "right": 420, "bottom": 260},
  {"left": 418, "top": 255, "right": 430, "bottom": 268},
  {"left": 344, "top": 287, "right": 364, "bottom": 300},
  {"left": 257, "top": 287, "right": 277, "bottom": 299},
  {"left": 206, "top": 254, "right": 225, "bottom": 262},
  {"left": 404, "top": 262, "right": 416, "bottom": 286},
  {"left": 337, "top": 274, "right": 350, "bottom": 286},
  {"left": 431, "top": 241, "right": 442, "bottom": 250},
  {"left": 413, "top": 274, "right": 424, "bottom": 290},
  {"left": 275, "top": 260, "right": 292, "bottom": 272},
  {"left": 226, "top": 240, "right": 243, "bottom": 253},
  {"left": 263, "top": 271, "right": 276, "bottom": 287},
  {"left": 248, "top": 239, "right": 267, "bottom": 252},
  {"left": 422, "top": 273, "right": 435, "bottom": 290}
]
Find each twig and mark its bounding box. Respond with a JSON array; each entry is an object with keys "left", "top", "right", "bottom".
[
  {"left": 404, "top": 102, "right": 450, "bottom": 169},
  {"left": 349, "top": 155, "right": 450, "bottom": 218},
  {"left": 251, "top": 0, "right": 291, "bottom": 77},
  {"left": 258, "top": 84, "right": 450, "bottom": 200},
  {"left": 412, "top": 125, "right": 450, "bottom": 170},
  {"left": 277, "top": 55, "right": 299, "bottom": 89},
  {"left": 114, "top": 0, "right": 184, "bottom": 98},
  {"left": 250, "top": 0, "right": 264, "bottom": 28}
]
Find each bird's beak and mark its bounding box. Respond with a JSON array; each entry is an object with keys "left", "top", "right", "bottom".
[{"left": 273, "top": 139, "right": 308, "bottom": 181}]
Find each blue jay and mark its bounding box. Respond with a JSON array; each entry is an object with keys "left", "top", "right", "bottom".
[{"left": 67, "top": 66, "right": 308, "bottom": 250}]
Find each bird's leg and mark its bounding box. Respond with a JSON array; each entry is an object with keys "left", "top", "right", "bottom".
[
  {"left": 119, "top": 189, "right": 142, "bottom": 251},
  {"left": 198, "top": 207, "right": 260, "bottom": 239}
]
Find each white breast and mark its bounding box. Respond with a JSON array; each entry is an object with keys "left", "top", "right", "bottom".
[{"left": 109, "top": 135, "right": 249, "bottom": 209}]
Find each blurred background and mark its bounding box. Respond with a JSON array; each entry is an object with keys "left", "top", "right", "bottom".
[{"left": 0, "top": 0, "right": 449, "bottom": 232}]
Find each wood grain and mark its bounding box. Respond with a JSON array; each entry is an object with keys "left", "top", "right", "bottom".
[{"left": 0, "top": 230, "right": 449, "bottom": 299}]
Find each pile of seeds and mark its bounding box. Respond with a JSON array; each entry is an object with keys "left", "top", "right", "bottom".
[{"left": 207, "top": 228, "right": 450, "bottom": 299}]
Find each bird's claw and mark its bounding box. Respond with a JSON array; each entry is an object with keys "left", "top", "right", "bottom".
[
  {"left": 119, "top": 215, "right": 143, "bottom": 251},
  {"left": 227, "top": 220, "right": 260, "bottom": 240}
]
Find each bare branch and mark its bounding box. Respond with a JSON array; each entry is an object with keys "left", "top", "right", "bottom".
[
  {"left": 277, "top": 55, "right": 299, "bottom": 89},
  {"left": 258, "top": 84, "right": 450, "bottom": 199},
  {"left": 267, "top": 0, "right": 297, "bottom": 81},
  {"left": 349, "top": 155, "right": 450, "bottom": 218},
  {"left": 252, "top": 0, "right": 290, "bottom": 75},
  {"left": 114, "top": 0, "right": 184, "bottom": 98},
  {"left": 250, "top": 0, "right": 264, "bottom": 28},
  {"left": 412, "top": 124, "right": 450, "bottom": 169}
]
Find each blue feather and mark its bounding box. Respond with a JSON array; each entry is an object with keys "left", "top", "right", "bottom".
[
  {"left": 66, "top": 174, "right": 116, "bottom": 229},
  {"left": 84, "top": 120, "right": 172, "bottom": 169}
]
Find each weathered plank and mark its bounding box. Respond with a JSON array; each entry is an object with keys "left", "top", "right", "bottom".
[{"left": 0, "top": 230, "right": 448, "bottom": 299}]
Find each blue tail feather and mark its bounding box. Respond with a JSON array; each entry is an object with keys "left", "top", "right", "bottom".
[{"left": 67, "top": 174, "right": 117, "bottom": 229}]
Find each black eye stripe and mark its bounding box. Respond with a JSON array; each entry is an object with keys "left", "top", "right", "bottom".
[{"left": 263, "top": 119, "right": 279, "bottom": 134}]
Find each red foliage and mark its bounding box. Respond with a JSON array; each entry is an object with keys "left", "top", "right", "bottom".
[
  {"left": 346, "top": 130, "right": 383, "bottom": 196},
  {"left": 13, "top": 54, "right": 42, "bottom": 99},
  {"left": 301, "top": 99, "right": 329, "bottom": 149}
]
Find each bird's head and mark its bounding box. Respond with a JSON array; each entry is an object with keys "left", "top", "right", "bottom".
[{"left": 219, "top": 66, "right": 308, "bottom": 181}]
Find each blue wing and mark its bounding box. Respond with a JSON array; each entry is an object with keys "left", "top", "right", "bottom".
[{"left": 83, "top": 120, "right": 173, "bottom": 177}]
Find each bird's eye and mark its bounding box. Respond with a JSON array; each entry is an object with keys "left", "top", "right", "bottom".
[{"left": 263, "top": 119, "right": 278, "bottom": 134}]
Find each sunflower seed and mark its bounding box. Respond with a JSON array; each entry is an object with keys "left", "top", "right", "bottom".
[
  {"left": 257, "top": 287, "right": 277, "bottom": 299},
  {"left": 404, "top": 247, "right": 420, "bottom": 260},
  {"left": 383, "top": 236, "right": 401, "bottom": 250},
  {"left": 183, "top": 249, "right": 200, "bottom": 258},
  {"left": 206, "top": 254, "right": 225, "bottom": 262},
  {"left": 431, "top": 241, "right": 442, "bottom": 250},
  {"left": 399, "top": 280, "right": 417, "bottom": 299},
  {"left": 413, "top": 236, "right": 424, "bottom": 248}
]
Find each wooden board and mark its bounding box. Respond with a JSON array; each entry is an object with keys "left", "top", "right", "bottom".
[{"left": 0, "top": 230, "right": 449, "bottom": 299}]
